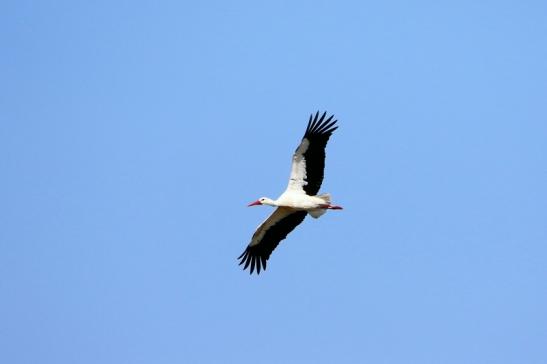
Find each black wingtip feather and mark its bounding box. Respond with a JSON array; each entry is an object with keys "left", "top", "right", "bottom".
[
  {"left": 298, "top": 111, "right": 339, "bottom": 195},
  {"left": 316, "top": 120, "right": 337, "bottom": 134},
  {"left": 318, "top": 111, "right": 327, "bottom": 124},
  {"left": 308, "top": 111, "right": 320, "bottom": 133},
  {"left": 243, "top": 254, "right": 252, "bottom": 270},
  {"left": 304, "top": 111, "right": 338, "bottom": 138},
  {"left": 239, "top": 211, "right": 308, "bottom": 276},
  {"left": 237, "top": 247, "right": 265, "bottom": 275}
]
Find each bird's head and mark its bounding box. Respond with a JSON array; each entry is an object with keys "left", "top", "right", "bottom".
[{"left": 248, "top": 197, "right": 275, "bottom": 207}]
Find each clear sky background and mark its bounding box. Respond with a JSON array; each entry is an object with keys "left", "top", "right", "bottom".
[{"left": 2, "top": 1, "right": 546, "bottom": 363}]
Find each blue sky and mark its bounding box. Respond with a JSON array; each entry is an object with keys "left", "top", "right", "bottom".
[{"left": 2, "top": 1, "right": 546, "bottom": 363}]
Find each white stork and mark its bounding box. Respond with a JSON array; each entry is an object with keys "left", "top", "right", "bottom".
[{"left": 239, "top": 111, "right": 342, "bottom": 274}]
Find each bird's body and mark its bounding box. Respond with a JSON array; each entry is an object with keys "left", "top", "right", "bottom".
[
  {"left": 239, "top": 111, "right": 342, "bottom": 274},
  {"left": 261, "top": 192, "right": 333, "bottom": 210}
]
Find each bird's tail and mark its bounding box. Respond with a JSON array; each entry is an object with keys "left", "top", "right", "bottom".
[
  {"left": 308, "top": 209, "right": 327, "bottom": 218},
  {"left": 308, "top": 193, "right": 331, "bottom": 219},
  {"left": 316, "top": 193, "right": 331, "bottom": 203}
]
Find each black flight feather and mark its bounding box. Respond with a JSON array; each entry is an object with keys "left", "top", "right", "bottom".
[
  {"left": 300, "top": 111, "right": 338, "bottom": 196},
  {"left": 238, "top": 211, "right": 307, "bottom": 275}
]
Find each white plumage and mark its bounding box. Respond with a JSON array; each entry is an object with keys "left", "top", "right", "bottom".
[{"left": 239, "top": 111, "right": 342, "bottom": 274}]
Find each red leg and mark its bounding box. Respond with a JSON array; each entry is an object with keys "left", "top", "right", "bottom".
[{"left": 319, "top": 204, "right": 344, "bottom": 210}]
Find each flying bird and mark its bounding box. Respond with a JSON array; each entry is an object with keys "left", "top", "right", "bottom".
[{"left": 239, "top": 111, "right": 342, "bottom": 274}]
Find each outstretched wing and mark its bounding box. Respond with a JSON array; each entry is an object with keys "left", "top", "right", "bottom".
[
  {"left": 238, "top": 208, "right": 307, "bottom": 274},
  {"left": 287, "top": 111, "right": 338, "bottom": 195}
]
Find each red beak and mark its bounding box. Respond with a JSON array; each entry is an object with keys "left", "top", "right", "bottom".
[{"left": 248, "top": 200, "right": 262, "bottom": 207}]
